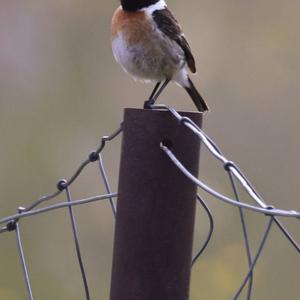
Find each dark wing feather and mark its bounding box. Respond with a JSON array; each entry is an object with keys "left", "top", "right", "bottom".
[{"left": 153, "top": 8, "right": 196, "bottom": 73}]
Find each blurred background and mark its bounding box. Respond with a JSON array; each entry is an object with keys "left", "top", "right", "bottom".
[{"left": 0, "top": 0, "right": 299, "bottom": 299}]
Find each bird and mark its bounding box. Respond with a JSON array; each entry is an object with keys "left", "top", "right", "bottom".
[{"left": 111, "top": 0, "right": 208, "bottom": 112}]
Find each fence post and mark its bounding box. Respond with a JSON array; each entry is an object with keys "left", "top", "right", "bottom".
[{"left": 110, "top": 108, "right": 203, "bottom": 300}]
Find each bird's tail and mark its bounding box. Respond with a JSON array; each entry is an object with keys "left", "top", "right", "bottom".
[{"left": 184, "top": 77, "right": 209, "bottom": 112}]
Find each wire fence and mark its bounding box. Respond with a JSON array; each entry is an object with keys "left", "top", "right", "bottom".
[{"left": 0, "top": 105, "right": 299, "bottom": 300}]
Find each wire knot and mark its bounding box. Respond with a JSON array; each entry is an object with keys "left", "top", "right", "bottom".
[
  {"left": 224, "top": 161, "right": 235, "bottom": 171},
  {"left": 179, "top": 116, "right": 192, "bottom": 126},
  {"left": 6, "top": 220, "right": 17, "bottom": 232},
  {"left": 264, "top": 205, "right": 275, "bottom": 216},
  {"left": 89, "top": 151, "right": 99, "bottom": 162},
  {"left": 57, "top": 179, "right": 68, "bottom": 191}
]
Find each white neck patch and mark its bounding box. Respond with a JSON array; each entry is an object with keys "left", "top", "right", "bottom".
[{"left": 141, "top": 0, "right": 167, "bottom": 15}]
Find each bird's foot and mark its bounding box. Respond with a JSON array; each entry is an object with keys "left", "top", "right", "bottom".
[{"left": 143, "top": 98, "right": 155, "bottom": 109}]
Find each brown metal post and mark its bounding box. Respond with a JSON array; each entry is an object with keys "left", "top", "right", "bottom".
[{"left": 110, "top": 108, "right": 202, "bottom": 300}]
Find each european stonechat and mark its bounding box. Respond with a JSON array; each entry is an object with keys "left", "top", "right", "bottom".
[{"left": 111, "top": 0, "right": 208, "bottom": 112}]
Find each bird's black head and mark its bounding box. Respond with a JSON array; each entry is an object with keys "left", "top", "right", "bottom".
[{"left": 121, "top": 0, "right": 160, "bottom": 11}]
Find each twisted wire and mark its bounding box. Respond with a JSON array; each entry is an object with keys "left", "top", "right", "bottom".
[
  {"left": 153, "top": 104, "right": 299, "bottom": 299},
  {"left": 0, "top": 106, "right": 299, "bottom": 300},
  {"left": 0, "top": 125, "right": 122, "bottom": 300}
]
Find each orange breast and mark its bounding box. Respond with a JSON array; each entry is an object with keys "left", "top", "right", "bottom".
[{"left": 111, "top": 7, "right": 152, "bottom": 46}]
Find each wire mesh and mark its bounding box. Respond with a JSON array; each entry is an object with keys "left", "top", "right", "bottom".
[{"left": 0, "top": 106, "right": 299, "bottom": 300}]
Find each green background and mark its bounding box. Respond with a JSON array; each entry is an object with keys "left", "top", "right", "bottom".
[{"left": 0, "top": 0, "right": 299, "bottom": 299}]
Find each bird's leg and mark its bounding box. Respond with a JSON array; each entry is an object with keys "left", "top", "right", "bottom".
[
  {"left": 153, "top": 79, "right": 170, "bottom": 100},
  {"left": 149, "top": 82, "right": 161, "bottom": 100},
  {"left": 144, "top": 79, "right": 170, "bottom": 109},
  {"left": 144, "top": 82, "right": 161, "bottom": 109}
]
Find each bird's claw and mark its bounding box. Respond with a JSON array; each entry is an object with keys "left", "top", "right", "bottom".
[{"left": 143, "top": 99, "right": 155, "bottom": 109}]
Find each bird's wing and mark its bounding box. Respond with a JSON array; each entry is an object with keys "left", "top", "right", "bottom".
[{"left": 152, "top": 8, "right": 196, "bottom": 73}]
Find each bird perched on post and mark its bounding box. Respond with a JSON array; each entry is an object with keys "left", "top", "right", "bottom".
[{"left": 111, "top": 0, "right": 208, "bottom": 112}]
